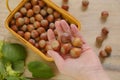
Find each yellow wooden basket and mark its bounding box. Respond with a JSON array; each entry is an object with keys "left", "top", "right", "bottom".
[{"left": 5, "top": 0, "right": 81, "bottom": 61}]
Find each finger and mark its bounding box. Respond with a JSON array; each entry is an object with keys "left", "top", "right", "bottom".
[
  {"left": 70, "top": 24, "right": 86, "bottom": 43},
  {"left": 47, "top": 29, "right": 56, "bottom": 43},
  {"left": 47, "top": 50, "right": 64, "bottom": 68},
  {"left": 55, "top": 21, "right": 64, "bottom": 35},
  {"left": 60, "top": 20, "right": 71, "bottom": 34}
]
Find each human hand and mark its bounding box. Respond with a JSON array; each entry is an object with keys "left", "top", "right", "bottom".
[{"left": 47, "top": 20, "right": 110, "bottom": 80}]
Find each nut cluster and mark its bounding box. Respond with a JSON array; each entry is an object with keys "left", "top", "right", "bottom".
[{"left": 9, "top": 0, "right": 82, "bottom": 58}]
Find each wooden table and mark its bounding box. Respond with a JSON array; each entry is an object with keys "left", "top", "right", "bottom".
[{"left": 0, "top": 0, "right": 120, "bottom": 80}]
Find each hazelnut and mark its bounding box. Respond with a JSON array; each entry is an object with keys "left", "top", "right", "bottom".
[
  {"left": 24, "top": 2, "right": 32, "bottom": 10},
  {"left": 51, "top": 40, "right": 60, "bottom": 51},
  {"left": 101, "top": 27, "right": 109, "bottom": 37},
  {"left": 49, "top": 23, "right": 55, "bottom": 30},
  {"left": 33, "top": 5, "right": 40, "bottom": 14},
  {"left": 20, "top": 7, "right": 27, "bottom": 15},
  {"left": 14, "top": 12, "right": 22, "bottom": 19},
  {"left": 29, "top": 39, "right": 36, "bottom": 45},
  {"left": 10, "top": 19, "right": 15, "bottom": 25},
  {"left": 39, "top": 40, "right": 46, "bottom": 48},
  {"left": 31, "top": 0, "right": 38, "bottom": 6},
  {"left": 40, "top": 19, "right": 49, "bottom": 28},
  {"left": 99, "top": 50, "right": 108, "bottom": 58},
  {"left": 63, "top": 0, "right": 69, "bottom": 3},
  {"left": 47, "top": 14, "right": 54, "bottom": 22},
  {"left": 35, "top": 43, "right": 40, "bottom": 49},
  {"left": 45, "top": 44, "right": 53, "bottom": 51},
  {"left": 72, "top": 37, "right": 83, "bottom": 48},
  {"left": 35, "top": 37, "right": 40, "bottom": 42},
  {"left": 47, "top": 7, "right": 53, "bottom": 14},
  {"left": 24, "top": 32, "right": 31, "bottom": 40},
  {"left": 33, "top": 21, "right": 41, "bottom": 28},
  {"left": 82, "top": 0, "right": 89, "bottom": 7},
  {"left": 31, "top": 30, "right": 39, "bottom": 38},
  {"left": 38, "top": 0, "right": 45, "bottom": 7},
  {"left": 11, "top": 25, "right": 18, "bottom": 32},
  {"left": 37, "top": 27, "right": 46, "bottom": 34},
  {"left": 96, "top": 36, "right": 104, "bottom": 46},
  {"left": 53, "top": 11, "right": 61, "bottom": 19},
  {"left": 16, "top": 18, "right": 25, "bottom": 26},
  {"left": 24, "top": 17, "right": 30, "bottom": 24},
  {"left": 101, "top": 11, "right": 109, "bottom": 19},
  {"left": 61, "top": 4, "right": 69, "bottom": 11},
  {"left": 35, "top": 14, "right": 43, "bottom": 21},
  {"left": 27, "top": 9, "right": 34, "bottom": 17},
  {"left": 40, "top": 9, "right": 47, "bottom": 16},
  {"left": 70, "top": 48, "right": 82, "bottom": 58},
  {"left": 60, "top": 43, "right": 72, "bottom": 54},
  {"left": 61, "top": 33, "right": 71, "bottom": 43},
  {"left": 21, "top": 25, "right": 27, "bottom": 32},
  {"left": 105, "top": 45, "right": 112, "bottom": 54},
  {"left": 17, "top": 31, "right": 24, "bottom": 37},
  {"left": 40, "top": 32, "right": 48, "bottom": 40},
  {"left": 30, "top": 17, "right": 35, "bottom": 23},
  {"left": 27, "top": 24, "right": 34, "bottom": 32}
]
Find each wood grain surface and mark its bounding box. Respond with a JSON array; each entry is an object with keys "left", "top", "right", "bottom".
[{"left": 0, "top": 0, "right": 120, "bottom": 80}]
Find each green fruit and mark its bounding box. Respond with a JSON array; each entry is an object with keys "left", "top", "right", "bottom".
[{"left": 1, "top": 43, "right": 27, "bottom": 62}]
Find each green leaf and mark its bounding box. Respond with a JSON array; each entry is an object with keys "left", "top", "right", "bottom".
[
  {"left": 1, "top": 43, "right": 27, "bottom": 62},
  {"left": 0, "top": 40, "right": 4, "bottom": 58},
  {"left": 28, "top": 61, "right": 54, "bottom": 79},
  {"left": 12, "top": 60, "right": 25, "bottom": 73},
  {"left": 6, "top": 76, "right": 20, "bottom": 80}
]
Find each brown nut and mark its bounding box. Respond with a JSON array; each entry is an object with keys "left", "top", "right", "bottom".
[
  {"left": 101, "top": 11, "right": 109, "bottom": 19},
  {"left": 39, "top": 40, "right": 46, "bottom": 48},
  {"left": 33, "top": 5, "right": 40, "bottom": 14},
  {"left": 31, "top": 30, "right": 39, "bottom": 38},
  {"left": 101, "top": 27, "right": 109, "bottom": 37},
  {"left": 61, "top": 33, "right": 71, "bottom": 43},
  {"left": 40, "top": 9, "right": 47, "bottom": 16},
  {"left": 70, "top": 48, "right": 82, "bottom": 58},
  {"left": 40, "top": 32, "right": 48, "bottom": 40},
  {"left": 82, "top": 0, "right": 89, "bottom": 7},
  {"left": 24, "top": 2, "right": 32, "bottom": 10},
  {"left": 11, "top": 25, "right": 18, "bottom": 32},
  {"left": 27, "top": 24, "right": 34, "bottom": 32},
  {"left": 105, "top": 45, "right": 112, "bottom": 54},
  {"left": 10, "top": 19, "right": 15, "bottom": 25},
  {"left": 35, "top": 14, "right": 43, "bottom": 21},
  {"left": 47, "top": 7, "right": 53, "bottom": 14},
  {"left": 38, "top": 0, "right": 45, "bottom": 7},
  {"left": 35, "top": 43, "right": 40, "bottom": 49},
  {"left": 21, "top": 25, "right": 27, "bottom": 32},
  {"left": 24, "top": 32, "right": 31, "bottom": 40},
  {"left": 96, "top": 36, "right": 104, "bottom": 46},
  {"left": 47, "top": 14, "right": 54, "bottom": 22},
  {"left": 17, "top": 31, "right": 24, "bottom": 37},
  {"left": 24, "top": 17, "right": 30, "bottom": 24},
  {"left": 60, "top": 43, "right": 72, "bottom": 54},
  {"left": 49, "top": 23, "right": 55, "bottom": 30},
  {"left": 37, "top": 27, "right": 46, "bottom": 34},
  {"left": 30, "top": 17, "right": 35, "bottom": 23},
  {"left": 33, "top": 21, "right": 41, "bottom": 28},
  {"left": 63, "top": 0, "right": 69, "bottom": 3},
  {"left": 53, "top": 11, "right": 61, "bottom": 19},
  {"left": 40, "top": 19, "right": 49, "bottom": 28},
  {"left": 14, "top": 12, "right": 22, "bottom": 19},
  {"left": 45, "top": 44, "right": 53, "bottom": 51},
  {"left": 31, "top": 0, "right": 38, "bottom": 6},
  {"left": 16, "top": 18, "right": 24, "bottom": 26},
  {"left": 51, "top": 40, "right": 60, "bottom": 51},
  {"left": 61, "top": 4, "right": 69, "bottom": 11},
  {"left": 72, "top": 37, "right": 83, "bottom": 48},
  {"left": 99, "top": 50, "right": 108, "bottom": 58},
  {"left": 27, "top": 9, "right": 34, "bottom": 17},
  {"left": 29, "top": 39, "right": 36, "bottom": 45},
  {"left": 20, "top": 7, "right": 27, "bottom": 15}
]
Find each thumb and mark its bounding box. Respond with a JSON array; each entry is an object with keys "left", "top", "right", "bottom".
[{"left": 47, "top": 50, "right": 64, "bottom": 67}]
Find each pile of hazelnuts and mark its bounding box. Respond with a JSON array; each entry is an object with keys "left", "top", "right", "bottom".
[{"left": 9, "top": 0, "right": 83, "bottom": 58}]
